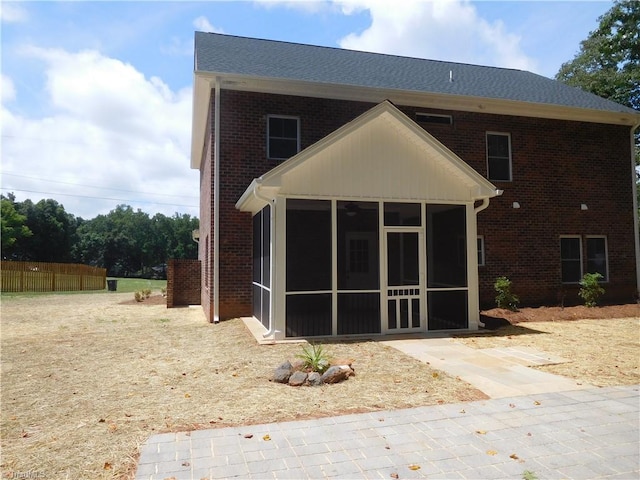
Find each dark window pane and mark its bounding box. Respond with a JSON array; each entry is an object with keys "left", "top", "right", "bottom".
[
  {"left": 384, "top": 202, "right": 421, "bottom": 226},
  {"left": 487, "top": 134, "right": 509, "bottom": 157},
  {"left": 487, "top": 134, "right": 511, "bottom": 181},
  {"left": 488, "top": 157, "right": 510, "bottom": 181},
  {"left": 268, "top": 117, "right": 298, "bottom": 159},
  {"left": 337, "top": 293, "right": 381, "bottom": 335},
  {"left": 561, "top": 237, "right": 582, "bottom": 283},
  {"left": 387, "top": 232, "right": 419, "bottom": 286},
  {"left": 428, "top": 291, "right": 468, "bottom": 330},
  {"left": 586, "top": 237, "right": 607, "bottom": 280},
  {"left": 270, "top": 138, "right": 298, "bottom": 159},
  {"left": 253, "top": 284, "right": 261, "bottom": 320},
  {"left": 286, "top": 199, "right": 331, "bottom": 291},
  {"left": 286, "top": 294, "right": 331, "bottom": 337},
  {"left": 427, "top": 204, "right": 467, "bottom": 288},
  {"left": 337, "top": 201, "right": 379, "bottom": 290}
]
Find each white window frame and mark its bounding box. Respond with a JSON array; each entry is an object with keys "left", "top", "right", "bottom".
[
  {"left": 585, "top": 235, "right": 609, "bottom": 282},
  {"left": 560, "top": 235, "right": 583, "bottom": 284},
  {"left": 477, "top": 236, "right": 485, "bottom": 266},
  {"left": 486, "top": 132, "right": 512, "bottom": 182},
  {"left": 267, "top": 115, "right": 300, "bottom": 160},
  {"left": 416, "top": 112, "right": 453, "bottom": 125}
]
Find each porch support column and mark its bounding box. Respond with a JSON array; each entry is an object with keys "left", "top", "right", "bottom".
[{"left": 273, "top": 196, "right": 287, "bottom": 340}]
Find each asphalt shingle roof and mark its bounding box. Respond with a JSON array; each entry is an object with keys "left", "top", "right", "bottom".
[{"left": 195, "top": 32, "right": 637, "bottom": 116}]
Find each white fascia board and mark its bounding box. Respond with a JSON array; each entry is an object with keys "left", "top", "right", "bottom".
[
  {"left": 191, "top": 74, "right": 214, "bottom": 169},
  {"left": 210, "top": 73, "right": 639, "bottom": 127}
]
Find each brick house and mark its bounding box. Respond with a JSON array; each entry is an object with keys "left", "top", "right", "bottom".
[{"left": 191, "top": 32, "right": 639, "bottom": 339}]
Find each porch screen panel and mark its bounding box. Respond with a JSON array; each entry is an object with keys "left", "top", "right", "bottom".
[
  {"left": 426, "top": 205, "right": 467, "bottom": 288},
  {"left": 252, "top": 205, "right": 271, "bottom": 329},
  {"left": 286, "top": 294, "right": 331, "bottom": 337},
  {"left": 337, "top": 201, "right": 379, "bottom": 290},
  {"left": 337, "top": 293, "right": 381, "bottom": 335},
  {"left": 286, "top": 199, "right": 331, "bottom": 291},
  {"left": 428, "top": 290, "right": 468, "bottom": 330}
]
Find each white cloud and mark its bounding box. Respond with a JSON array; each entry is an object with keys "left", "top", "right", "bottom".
[
  {"left": 335, "top": 0, "right": 538, "bottom": 72},
  {"left": 253, "top": 0, "right": 329, "bottom": 14},
  {"left": 0, "top": 3, "right": 28, "bottom": 23},
  {"left": 193, "top": 16, "right": 224, "bottom": 34},
  {"left": 0, "top": 48, "right": 198, "bottom": 219},
  {"left": 1, "top": 74, "right": 16, "bottom": 102}
]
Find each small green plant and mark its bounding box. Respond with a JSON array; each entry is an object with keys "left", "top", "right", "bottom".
[
  {"left": 494, "top": 276, "right": 519, "bottom": 311},
  {"left": 522, "top": 471, "right": 538, "bottom": 480},
  {"left": 142, "top": 288, "right": 152, "bottom": 298},
  {"left": 579, "top": 272, "right": 604, "bottom": 307},
  {"left": 296, "top": 343, "right": 330, "bottom": 374},
  {"left": 161, "top": 287, "right": 167, "bottom": 297},
  {"left": 134, "top": 291, "right": 143, "bottom": 302}
]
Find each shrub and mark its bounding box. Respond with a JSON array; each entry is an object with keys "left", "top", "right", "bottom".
[
  {"left": 579, "top": 273, "right": 604, "bottom": 307},
  {"left": 494, "top": 276, "right": 519, "bottom": 311},
  {"left": 142, "top": 288, "right": 152, "bottom": 298},
  {"left": 296, "top": 343, "right": 330, "bottom": 374},
  {"left": 134, "top": 291, "right": 143, "bottom": 302}
]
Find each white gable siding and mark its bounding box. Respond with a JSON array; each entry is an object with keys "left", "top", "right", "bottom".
[{"left": 279, "top": 113, "right": 475, "bottom": 202}]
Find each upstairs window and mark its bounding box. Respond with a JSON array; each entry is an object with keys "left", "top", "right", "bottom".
[
  {"left": 486, "top": 132, "right": 511, "bottom": 181},
  {"left": 416, "top": 113, "right": 453, "bottom": 125},
  {"left": 268, "top": 115, "right": 299, "bottom": 160}
]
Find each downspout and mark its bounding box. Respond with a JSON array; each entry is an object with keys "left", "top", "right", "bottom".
[
  {"left": 631, "top": 122, "right": 640, "bottom": 301},
  {"left": 474, "top": 189, "right": 503, "bottom": 214},
  {"left": 252, "top": 180, "right": 278, "bottom": 338},
  {"left": 213, "top": 77, "right": 221, "bottom": 323}
]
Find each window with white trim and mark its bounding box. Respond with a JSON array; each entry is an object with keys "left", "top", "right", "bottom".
[
  {"left": 486, "top": 132, "right": 511, "bottom": 181},
  {"left": 416, "top": 113, "right": 453, "bottom": 125},
  {"left": 477, "top": 236, "right": 485, "bottom": 266},
  {"left": 560, "top": 236, "right": 582, "bottom": 283},
  {"left": 268, "top": 115, "right": 300, "bottom": 160},
  {"left": 586, "top": 236, "right": 608, "bottom": 281}
]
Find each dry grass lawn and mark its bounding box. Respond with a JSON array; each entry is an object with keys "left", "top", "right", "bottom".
[{"left": 1, "top": 292, "right": 482, "bottom": 480}]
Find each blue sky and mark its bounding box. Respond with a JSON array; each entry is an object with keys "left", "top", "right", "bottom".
[{"left": 1, "top": 0, "right": 612, "bottom": 219}]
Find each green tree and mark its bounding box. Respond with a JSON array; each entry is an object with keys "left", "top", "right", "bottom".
[
  {"left": 9, "top": 198, "right": 77, "bottom": 262},
  {"left": 556, "top": 0, "right": 639, "bottom": 220},
  {"left": 556, "top": 0, "right": 639, "bottom": 111},
  {"left": 1, "top": 194, "right": 32, "bottom": 252}
]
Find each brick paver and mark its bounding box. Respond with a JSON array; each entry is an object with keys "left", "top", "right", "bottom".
[{"left": 135, "top": 385, "right": 639, "bottom": 479}]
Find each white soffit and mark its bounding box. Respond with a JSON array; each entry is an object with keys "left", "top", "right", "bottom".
[{"left": 236, "top": 101, "right": 498, "bottom": 213}]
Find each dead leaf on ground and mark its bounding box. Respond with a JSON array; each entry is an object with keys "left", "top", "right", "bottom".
[
  {"left": 486, "top": 450, "right": 498, "bottom": 456},
  {"left": 408, "top": 464, "right": 420, "bottom": 470},
  {"left": 263, "top": 434, "right": 271, "bottom": 441},
  {"left": 390, "top": 473, "right": 399, "bottom": 479},
  {"left": 103, "top": 462, "right": 112, "bottom": 470},
  {"left": 475, "top": 430, "right": 487, "bottom": 435},
  {"left": 243, "top": 433, "right": 253, "bottom": 439}
]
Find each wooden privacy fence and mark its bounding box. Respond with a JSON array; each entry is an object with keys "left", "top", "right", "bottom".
[{"left": 1, "top": 261, "right": 106, "bottom": 292}]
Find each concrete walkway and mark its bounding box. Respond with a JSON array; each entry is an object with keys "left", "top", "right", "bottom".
[
  {"left": 135, "top": 385, "right": 639, "bottom": 479},
  {"left": 381, "top": 336, "right": 592, "bottom": 398}
]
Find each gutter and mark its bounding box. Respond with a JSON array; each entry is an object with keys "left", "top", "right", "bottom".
[
  {"left": 251, "top": 180, "right": 278, "bottom": 339},
  {"left": 474, "top": 189, "right": 503, "bottom": 214}
]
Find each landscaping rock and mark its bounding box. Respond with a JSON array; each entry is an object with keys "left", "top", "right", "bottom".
[
  {"left": 273, "top": 360, "right": 293, "bottom": 383},
  {"left": 320, "top": 365, "right": 354, "bottom": 384},
  {"left": 307, "top": 372, "right": 322, "bottom": 386},
  {"left": 288, "top": 371, "right": 308, "bottom": 386},
  {"left": 291, "top": 359, "right": 306, "bottom": 371}
]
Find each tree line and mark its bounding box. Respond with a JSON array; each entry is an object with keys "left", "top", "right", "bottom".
[{"left": 1, "top": 193, "right": 199, "bottom": 278}]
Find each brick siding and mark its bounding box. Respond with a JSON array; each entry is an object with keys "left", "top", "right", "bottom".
[
  {"left": 199, "top": 90, "right": 637, "bottom": 320},
  {"left": 167, "top": 259, "right": 201, "bottom": 308}
]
